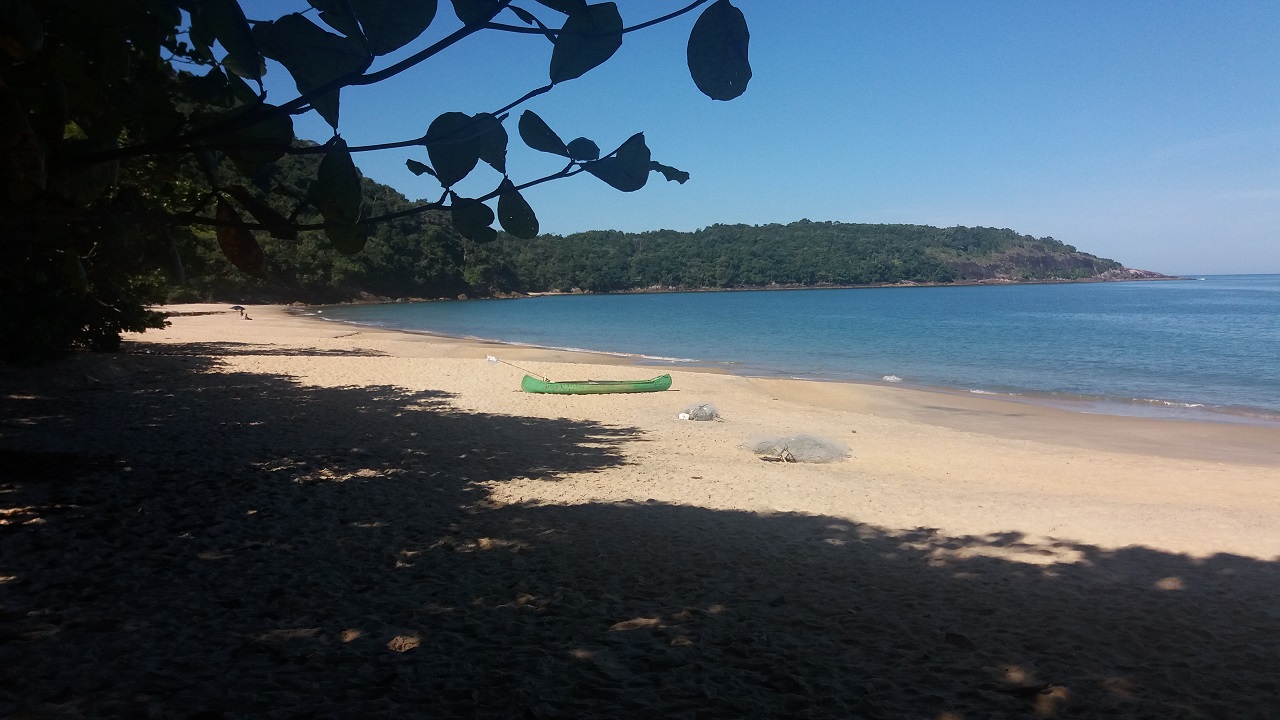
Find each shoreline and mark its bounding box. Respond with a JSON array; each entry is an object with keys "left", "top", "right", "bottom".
[
  {"left": 202, "top": 303, "right": 1280, "bottom": 468},
  {"left": 108, "top": 302, "right": 1279, "bottom": 548},
  {"left": 6, "top": 301, "right": 1278, "bottom": 717},
  {"left": 316, "top": 272, "right": 1187, "bottom": 305},
  {"left": 293, "top": 301, "right": 1280, "bottom": 431}
]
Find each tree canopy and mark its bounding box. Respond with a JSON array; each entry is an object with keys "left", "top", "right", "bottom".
[
  {"left": 0, "top": 0, "right": 751, "bottom": 363},
  {"left": 164, "top": 165, "right": 1125, "bottom": 301},
  {"left": 466, "top": 222, "right": 1123, "bottom": 293}
]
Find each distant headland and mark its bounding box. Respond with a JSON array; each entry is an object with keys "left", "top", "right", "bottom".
[
  {"left": 166, "top": 151, "right": 1171, "bottom": 305},
  {"left": 174, "top": 164, "right": 1171, "bottom": 305},
  {"left": 451, "top": 221, "right": 1175, "bottom": 301}
]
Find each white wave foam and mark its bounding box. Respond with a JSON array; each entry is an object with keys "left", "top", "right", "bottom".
[
  {"left": 500, "top": 340, "right": 697, "bottom": 362},
  {"left": 882, "top": 375, "right": 903, "bottom": 383},
  {"left": 640, "top": 355, "right": 698, "bottom": 363},
  {"left": 1136, "top": 398, "right": 1206, "bottom": 409}
]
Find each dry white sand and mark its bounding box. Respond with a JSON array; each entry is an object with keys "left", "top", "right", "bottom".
[{"left": 2, "top": 303, "right": 1277, "bottom": 718}]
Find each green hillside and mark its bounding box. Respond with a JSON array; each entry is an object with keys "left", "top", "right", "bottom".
[
  {"left": 172, "top": 160, "right": 1135, "bottom": 303},
  {"left": 464, "top": 222, "right": 1125, "bottom": 294}
]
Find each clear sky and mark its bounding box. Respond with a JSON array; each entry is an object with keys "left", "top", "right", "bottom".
[{"left": 247, "top": 1, "right": 1280, "bottom": 275}]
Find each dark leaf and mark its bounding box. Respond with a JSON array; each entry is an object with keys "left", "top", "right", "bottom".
[
  {"left": 223, "top": 185, "right": 298, "bottom": 240},
  {"left": 64, "top": 253, "right": 88, "bottom": 293},
  {"left": 510, "top": 6, "right": 538, "bottom": 25},
  {"left": 0, "top": 0, "right": 44, "bottom": 59},
  {"left": 687, "top": 0, "right": 751, "bottom": 101},
  {"left": 253, "top": 14, "right": 372, "bottom": 128},
  {"left": 188, "top": 5, "right": 216, "bottom": 57},
  {"left": 202, "top": 0, "right": 265, "bottom": 79},
  {"left": 271, "top": 183, "right": 309, "bottom": 201},
  {"left": 34, "top": 76, "right": 67, "bottom": 150},
  {"left": 650, "top": 161, "right": 689, "bottom": 184},
  {"left": 183, "top": 68, "right": 234, "bottom": 106},
  {"left": 350, "top": 0, "right": 438, "bottom": 55},
  {"left": 309, "top": 138, "right": 364, "bottom": 226},
  {"left": 133, "top": 82, "right": 186, "bottom": 140},
  {"left": 308, "top": 0, "right": 364, "bottom": 40},
  {"left": 215, "top": 198, "right": 268, "bottom": 278},
  {"left": 549, "top": 2, "right": 622, "bottom": 83},
  {"left": 208, "top": 105, "right": 295, "bottom": 168},
  {"left": 227, "top": 73, "right": 260, "bottom": 105},
  {"left": 312, "top": 92, "right": 343, "bottom": 131},
  {"left": 50, "top": 47, "right": 99, "bottom": 118},
  {"left": 450, "top": 0, "right": 503, "bottom": 25},
  {"left": 50, "top": 141, "right": 118, "bottom": 207},
  {"left": 565, "top": 137, "right": 599, "bottom": 161},
  {"left": 425, "top": 112, "right": 480, "bottom": 187},
  {"left": 497, "top": 179, "right": 538, "bottom": 239},
  {"left": 449, "top": 193, "right": 497, "bottom": 242},
  {"left": 167, "top": 233, "right": 186, "bottom": 287},
  {"left": 474, "top": 112, "right": 507, "bottom": 174},
  {"left": 505, "top": 7, "right": 556, "bottom": 42},
  {"left": 326, "top": 224, "right": 369, "bottom": 255},
  {"left": 534, "top": 0, "right": 586, "bottom": 13},
  {"left": 197, "top": 151, "right": 220, "bottom": 185},
  {"left": 517, "top": 110, "right": 568, "bottom": 156},
  {"left": 1, "top": 88, "right": 44, "bottom": 200},
  {"left": 584, "top": 132, "right": 649, "bottom": 192},
  {"left": 310, "top": 138, "right": 367, "bottom": 253},
  {"left": 405, "top": 159, "right": 436, "bottom": 177}
]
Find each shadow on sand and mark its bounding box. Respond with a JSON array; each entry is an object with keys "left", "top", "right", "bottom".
[{"left": 1, "top": 348, "right": 1276, "bottom": 719}]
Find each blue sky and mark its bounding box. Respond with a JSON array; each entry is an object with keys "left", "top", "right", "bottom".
[{"left": 246, "top": 1, "right": 1279, "bottom": 274}]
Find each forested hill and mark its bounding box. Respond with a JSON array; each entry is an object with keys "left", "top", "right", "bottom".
[
  {"left": 172, "top": 156, "right": 1154, "bottom": 302},
  {"left": 462, "top": 221, "right": 1143, "bottom": 294}
]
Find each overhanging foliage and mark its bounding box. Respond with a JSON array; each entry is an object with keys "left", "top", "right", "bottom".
[{"left": 0, "top": 0, "right": 751, "bottom": 362}]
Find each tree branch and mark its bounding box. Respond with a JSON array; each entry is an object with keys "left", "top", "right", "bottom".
[
  {"left": 622, "top": 0, "right": 711, "bottom": 34},
  {"left": 486, "top": 1, "right": 712, "bottom": 36},
  {"left": 492, "top": 83, "right": 555, "bottom": 118},
  {"left": 63, "top": 1, "right": 706, "bottom": 168},
  {"left": 288, "top": 136, "right": 427, "bottom": 155},
  {"left": 165, "top": 161, "right": 581, "bottom": 232},
  {"left": 65, "top": 5, "right": 511, "bottom": 168}
]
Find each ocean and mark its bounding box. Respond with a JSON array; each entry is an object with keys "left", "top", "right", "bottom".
[{"left": 310, "top": 275, "right": 1280, "bottom": 425}]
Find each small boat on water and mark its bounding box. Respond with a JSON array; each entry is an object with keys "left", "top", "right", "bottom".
[{"left": 521, "top": 374, "right": 672, "bottom": 395}]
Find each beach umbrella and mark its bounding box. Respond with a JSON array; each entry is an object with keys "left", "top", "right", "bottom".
[{"left": 230, "top": 305, "right": 245, "bottom": 311}]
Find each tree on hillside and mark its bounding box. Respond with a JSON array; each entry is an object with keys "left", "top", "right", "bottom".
[{"left": 0, "top": 0, "right": 751, "bottom": 364}]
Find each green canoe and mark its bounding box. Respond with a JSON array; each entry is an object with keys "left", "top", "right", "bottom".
[{"left": 521, "top": 374, "right": 672, "bottom": 395}]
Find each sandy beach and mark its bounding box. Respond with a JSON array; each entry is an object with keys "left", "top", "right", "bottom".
[{"left": 3, "top": 303, "right": 1278, "bottom": 718}]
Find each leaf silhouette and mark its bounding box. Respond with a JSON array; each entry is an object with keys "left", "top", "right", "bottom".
[
  {"left": 350, "top": 0, "right": 438, "bottom": 55},
  {"left": 450, "top": 193, "right": 497, "bottom": 242},
  {"left": 549, "top": 3, "right": 622, "bottom": 83},
  {"left": 497, "top": 179, "right": 539, "bottom": 239},
  {"left": 201, "top": 0, "right": 265, "bottom": 79},
  {"left": 222, "top": 185, "right": 297, "bottom": 240},
  {"left": 650, "top": 160, "right": 689, "bottom": 184},
  {"left": 518, "top": 110, "right": 569, "bottom": 156},
  {"left": 253, "top": 13, "right": 371, "bottom": 128},
  {"left": 215, "top": 198, "right": 268, "bottom": 278},
  {"left": 584, "top": 133, "right": 650, "bottom": 192},
  {"left": 450, "top": 0, "right": 503, "bottom": 25},
  {"left": 474, "top": 112, "right": 508, "bottom": 174},
  {"left": 309, "top": 138, "right": 364, "bottom": 227},
  {"left": 566, "top": 137, "right": 599, "bottom": 161},
  {"left": 425, "top": 112, "right": 481, "bottom": 187},
  {"left": 405, "top": 159, "right": 436, "bottom": 177},
  {"left": 687, "top": 0, "right": 751, "bottom": 101}
]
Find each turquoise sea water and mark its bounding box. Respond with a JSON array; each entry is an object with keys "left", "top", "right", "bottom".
[{"left": 311, "top": 275, "right": 1280, "bottom": 424}]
